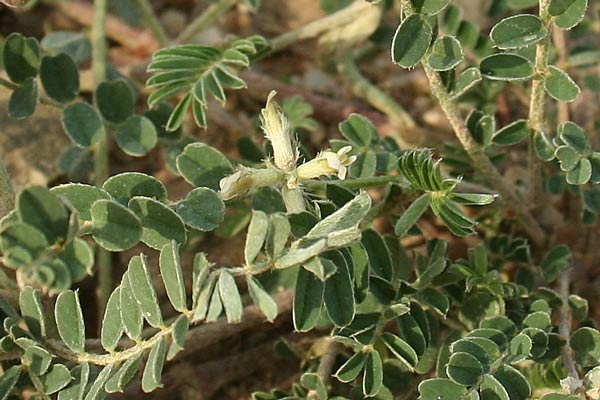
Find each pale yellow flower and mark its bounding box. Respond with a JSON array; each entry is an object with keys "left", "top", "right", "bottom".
[
  {"left": 296, "top": 146, "right": 357, "bottom": 180},
  {"left": 219, "top": 167, "right": 280, "bottom": 200},
  {"left": 260, "top": 91, "right": 297, "bottom": 172}
]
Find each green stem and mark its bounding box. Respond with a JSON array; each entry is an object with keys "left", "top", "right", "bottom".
[
  {"left": 527, "top": 0, "right": 551, "bottom": 205},
  {"left": 0, "top": 77, "right": 17, "bottom": 90},
  {"left": 337, "top": 54, "right": 416, "bottom": 146},
  {"left": 92, "top": 0, "right": 112, "bottom": 319},
  {"left": 422, "top": 65, "right": 546, "bottom": 247},
  {"left": 0, "top": 77, "right": 62, "bottom": 109},
  {"left": 174, "top": 0, "right": 238, "bottom": 44},
  {"left": 558, "top": 269, "right": 584, "bottom": 396},
  {"left": 0, "top": 156, "right": 15, "bottom": 218},
  {"left": 133, "top": 0, "right": 169, "bottom": 47},
  {"left": 305, "top": 175, "right": 405, "bottom": 190},
  {"left": 269, "top": 1, "right": 372, "bottom": 53},
  {"left": 395, "top": 0, "right": 546, "bottom": 247},
  {"left": 282, "top": 186, "right": 306, "bottom": 213}
]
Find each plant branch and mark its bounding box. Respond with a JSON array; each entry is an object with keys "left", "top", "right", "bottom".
[
  {"left": 308, "top": 339, "right": 341, "bottom": 399},
  {"left": 558, "top": 269, "right": 583, "bottom": 395},
  {"left": 527, "top": 0, "right": 551, "bottom": 204},
  {"left": 174, "top": 0, "right": 238, "bottom": 44},
  {"left": 44, "top": 291, "right": 294, "bottom": 366},
  {"left": 269, "top": 1, "right": 373, "bottom": 53},
  {"left": 337, "top": 54, "right": 420, "bottom": 147},
  {"left": 0, "top": 77, "right": 63, "bottom": 109},
  {"left": 304, "top": 175, "right": 405, "bottom": 190},
  {"left": 133, "top": 0, "right": 168, "bottom": 47},
  {"left": 421, "top": 54, "right": 547, "bottom": 247},
  {"left": 552, "top": 26, "right": 570, "bottom": 125},
  {"left": 92, "top": 0, "right": 112, "bottom": 321},
  {"left": 0, "top": 156, "right": 15, "bottom": 218}
]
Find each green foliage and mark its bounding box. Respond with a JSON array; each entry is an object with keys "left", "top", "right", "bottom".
[
  {"left": 146, "top": 36, "right": 268, "bottom": 131},
  {"left": 1, "top": 0, "right": 600, "bottom": 399}
]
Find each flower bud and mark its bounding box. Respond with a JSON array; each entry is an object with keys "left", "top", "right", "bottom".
[
  {"left": 219, "top": 167, "right": 281, "bottom": 200},
  {"left": 260, "top": 91, "right": 297, "bottom": 171},
  {"left": 296, "top": 146, "right": 357, "bottom": 180}
]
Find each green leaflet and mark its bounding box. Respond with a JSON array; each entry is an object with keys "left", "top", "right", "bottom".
[
  {"left": 141, "top": 336, "right": 167, "bottom": 392},
  {"left": 40, "top": 53, "right": 79, "bottom": 103},
  {"left": 545, "top": 66, "right": 580, "bottom": 102},
  {"left": 293, "top": 266, "right": 325, "bottom": 332},
  {"left": 493, "top": 364, "right": 531, "bottom": 400},
  {"left": 95, "top": 79, "right": 134, "bottom": 123},
  {"left": 24, "top": 346, "right": 52, "bottom": 375},
  {"left": 446, "top": 352, "right": 483, "bottom": 386},
  {"left": 2, "top": 33, "right": 40, "bottom": 83},
  {"left": 101, "top": 287, "right": 124, "bottom": 352},
  {"left": 175, "top": 187, "right": 225, "bottom": 232},
  {"left": 105, "top": 354, "right": 142, "bottom": 393},
  {"left": 55, "top": 290, "right": 85, "bottom": 354},
  {"left": 38, "top": 364, "right": 72, "bottom": 395},
  {"left": 0, "top": 366, "right": 21, "bottom": 400},
  {"left": 418, "top": 378, "right": 467, "bottom": 400},
  {"left": 480, "top": 374, "right": 510, "bottom": 400},
  {"left": 83, "top": 364, "right": 112, "bottom": 400},
  {"left": 428, "top": 36, "right": 464, "bottom": 71},
  {"left": 323, "top": 250, "right": 355, "bottom": 327},
  {"left": 19, "top": 286, "right": 45, "bottom": 339},
  {"left": 339, "top": 114, "right": 379, "bottom": 147},
  {"left": 176, "top": 143, "right": 233, "bottom": 191},
  {"left": 128, "top": 254, "right": 163, "bottom": 328},
  {"left": 128, "top": 196, "right": 187, "bottom": 250},
  {"left": 392, "top": 14, "right": 433, "bottom": 68},
  {"left": 381, "top": 332, "right": 419, "bottom": 370},
  {"left": 57, "top": 363, "right": 89, "bottom": 400},
  {"left": 115, "top": 115, "right": 158, "bottom": 157},
  {"left": 480, "top": 53, "right": 534, "bottom": 81},
  {"left": 245, "top": 210, "right": 269, "bottom": 266},
  {"left": 192, "top": 252, "right": 210, "bottom": 310},
  {"left": 167, "top": 315, "right": 189, "bottom": 361},
  {"left": 103, "top": 172, "right": 167, "bottom": 204},
  {"left": 8, "top": 77, "right": 37, "bottom": 119},
  {"left": 18, "top": 186, "right": 69, "bottom": 245},
  {"left": 219, "top": 270, "right": 243, "bottom": 323},
  {"left": 336, "top": 350, "right": 367, "bottom": 383},
  {"left": 120, "top": 270, "right": 144, "bottom": 340},
  {"left": 549, "top": 0, "right": 588, "bottom": 29},
  {"left": 61, "top": 102, "right": 105, "bottom": 148},
  {"left": 159, "top": 241, "right": 187, "bottom": 312},
  {"left": 489, "top": 14, "right": 546, "bottom": 49},
  {"left": 51, "top": 184, "right": 111, "bottom": 221},
  {"left": 362, "top": 349, "right": 383, "bottom": 397},
  {"left": 91, "top": 199, "right": 142, "bottom": 251},
  {"left": 247, "top": 276, "right": 278, "bottom": 322}
]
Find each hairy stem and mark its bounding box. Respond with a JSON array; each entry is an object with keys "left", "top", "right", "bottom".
[
  {"left": 527, "top": 0, "right": 551, "bottom": 204},
  {"left": 0, "top": 156, "right": 15, "bottom": 218},
  {"left": 422, "top": 59, "right": 547, "bottom": 246},
  {"left": 305, "top": 175, "right": 404, "bottom": 190},
  {"left": 92, "top": 0, "right": 112, "bottom": 320},
  {"left": 269, "top": 1, "right": 372, "bottom": 52},
  {"left": 308, "top": 339, "right": 341, "bottom": 399},
  {"left": 396, "top": 1, "right": 546, "bottom": 246},
  {"left": 552, "top": 26, "right": 570, "bottom": 125},
  {"left": 133, "top": 0, "right": 168, "bottom": 47},
  {"left": 558, "top": 269, "right": 583, "bottom": 394},
  {"left": 282, "top": 186, "right": 306, "bottom": 213},
  {"left": 337, "top": 54, "right": 415, "bottom": 147},
  {"left": 43, "top": 291, "right": 294, "bottom": 366},
  {"left": 174, "top": 0, "right": 237, "bottom": 44},
  {"left": 0, "top": 77, "right": 62, "bottom": 109}
]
